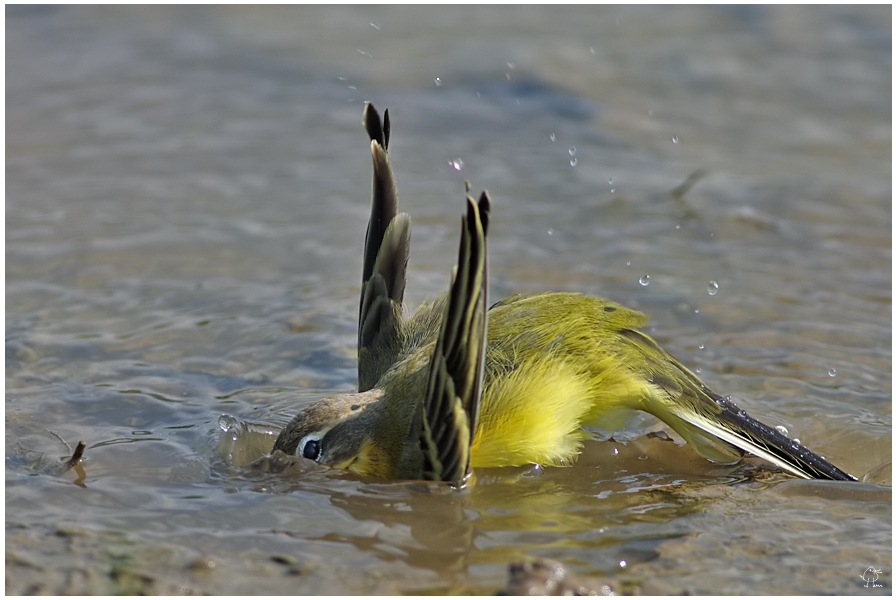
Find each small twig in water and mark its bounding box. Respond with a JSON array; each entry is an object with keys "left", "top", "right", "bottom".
[
  {"left": 669, "top": 168, "right": 707, "bottom": 220},
  {"left": 66, "top": 441, "right": 87, "bottom": 469},
  {"left": 46, "top": 429, "right": 73, "bottom": 454},
  {"left": 66, "top": 441, "right": 88, "bottom": 488}
]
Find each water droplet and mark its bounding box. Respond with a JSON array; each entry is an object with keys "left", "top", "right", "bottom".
[
  {"left": 695, "top": 367, "right": 701, "bottom": 373},
  {"left": 449, "top": 158, "right": 464, "bottom": 171},
  {"left": 506, "top": 61, "right": 515, "bottom": 70},
  {"left": 639, "top": 274, "right": 650, "bottom": 286},
  {"left": 626, "top": 261, "right": 631, "bottom": 266},
  {"left": 568, "top": 147, "right": 577, "bottom": 156},
  {"left": 707, "top": 281, "right": 719, "bottom": 296},
  {"left": 217, "top": 415, "right": 243, "bottom": 440},
  {"left": 672, "top": 135, "right": 680, "bottom": 144},
  {"left": 775, "top": 425, "right": 789, "bottom": 437},
  {"left": 569, "top": 157, "right": 577, "bottom": 167},
  {"left": 694, "top": 308, "right": 700, "bottom": 314},
  {"left": 698, "top": 343, "right": 704, "bottom": 350},
  {"left": 434, "top": 77, "right": 441, "bottom": 86},
  {"left": 506, "top": 72, "right": 511, "bottom": 80},
  {"left": 637, "top": 455, "right": 648, "bottom": 461},
  {"left": 675, "top": 224, "right": 681, "bottom": 230},
  {"left": 619, "top": 560, "right": 627, "bottom": 568},
  {"left": 608, "top": 178, "right": 613, "bottom": 185},
  {"left": 612, "top": 447, "right": 619, "bottom": 456},
  {"left": 549, "top": 132, "right": 556, "bottom": 142},
  {"left": 370, "top": 22, "right": 381, "bottom": 30},
  {"left": 547, "top": 228, "right": 554, "bottom": 236},
  {"left": 828, "top": 368, "right": 837, "bottom": 377},
  {"left": 348, "top": 85, "right": 357, "bottom": 90},
  {"left": 793, "top": 438, "right": 801, "bottom": 445},
  {"left": 218, "top": 414, "right": 237, "bottom": 433}
]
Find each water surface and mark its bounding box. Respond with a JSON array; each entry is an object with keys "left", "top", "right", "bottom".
[{"left": 6, "top": 5, "right": 891, "bottom": 594}]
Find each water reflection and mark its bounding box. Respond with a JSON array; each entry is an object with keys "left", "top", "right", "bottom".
[{"left": 216, "top": 416, "right": 769, "bottom": 586}]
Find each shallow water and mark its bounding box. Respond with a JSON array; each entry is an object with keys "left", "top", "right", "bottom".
[{"left": 6, "top": 5, "right": 891, "bottom": 595}]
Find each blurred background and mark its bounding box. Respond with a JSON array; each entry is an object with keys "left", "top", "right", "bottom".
[{"left": 6, "top": 5, "right": 891, "bottom": 594}]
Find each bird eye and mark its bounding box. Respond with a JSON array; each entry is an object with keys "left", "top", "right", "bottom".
[{"left": 299, "top": 436, "right": 322, "bottom": 461}]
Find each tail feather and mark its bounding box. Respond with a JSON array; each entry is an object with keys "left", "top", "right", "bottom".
[
  {"left": 620, "top": 327, "right": 856, "bottom": 481},
  {"left": 683, "top": 392, "right": 857, "bottom": 481}
]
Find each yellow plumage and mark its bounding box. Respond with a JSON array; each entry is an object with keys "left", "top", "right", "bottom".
[
  {"left": 473, "top": 358, "right": 591, "bottom": 468},
  {"left": 473, "top": 294, "right": 647, "bottom": 468}
]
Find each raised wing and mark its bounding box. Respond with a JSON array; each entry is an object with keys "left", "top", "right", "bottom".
[
  {"left": 358, "top": 103, "right": 411, "bottom": 391},
  {"left": 419, "top": 189, "right": 490, "bottom": 485}
]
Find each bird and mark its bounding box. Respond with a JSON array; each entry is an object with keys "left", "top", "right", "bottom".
[{"left": 272, "top": 103, "right": 856, "bottom": 486}]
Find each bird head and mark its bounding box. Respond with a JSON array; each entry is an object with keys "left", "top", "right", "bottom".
[{"left": 272, "top": 389, "right": 384, "bottom": 471}]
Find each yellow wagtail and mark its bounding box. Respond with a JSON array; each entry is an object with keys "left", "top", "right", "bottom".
[{"left": 273, "top": 104, "right": 856, "bottom": 486}]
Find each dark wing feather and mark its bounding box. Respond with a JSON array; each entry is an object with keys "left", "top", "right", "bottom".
[
  {"left": 419, "top": 191, "right": 490, "bottom": 485},
  {"left": 358, "top": 104, "right": 411, "bottom": 391}
]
